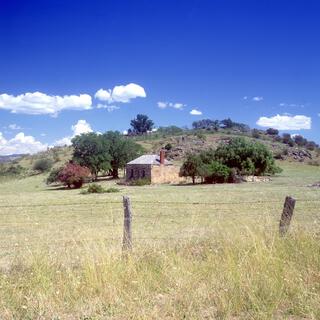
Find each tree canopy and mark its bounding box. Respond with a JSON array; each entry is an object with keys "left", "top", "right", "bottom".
[
  {"left": 103, "top": 131, "right": 143, "bottom": 178},
  {"left": 130, "top": 114, "right": 154, "bottom": 134},
  {"left": 72, "top": 133, "right": 111, "bottom": 179}
]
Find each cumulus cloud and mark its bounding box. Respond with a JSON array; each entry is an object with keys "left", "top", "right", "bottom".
[
  {"left": 157, "top": 101, "right": 185, "bottom": 110},
  {"left": 54, "top": 120, "right": 93, "bottom": 146},
  {"left": 71, "top": 120, "right": 93, "bottom": 136},
  {"left": 0, "top": 92, "right": 92, "bottom": 116},
  {"left": 0, "top": 132, "right": 47, "bottom": 155},
  {"left": 95, "top": 83, "right": 146, "bottom": 104},
  {"left": 190, "top": 109, "right": 202, "bottom": 115},
  {"left": 95, "top": 89, "right": 112, "bottom": 102},
  {"left": 252, "top": 96, "right": 263, "bottom": 102},
  {"left": 256, "top": 114, "right": 311, "bottom": 130}
]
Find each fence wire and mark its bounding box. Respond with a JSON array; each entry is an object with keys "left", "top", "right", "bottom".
[{"left": 0, "top": 198, "right": 319, "bottom": 254}]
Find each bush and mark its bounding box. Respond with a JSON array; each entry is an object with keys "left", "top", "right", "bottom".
[
  {"left": 81, "top": 184, "right": 120, "bottom": 194},
  {"left": 106, "top": 187, "right": 120, "bottom": 193},
  {"left": 199, "top": 161, "right": 231, "bottom": 183},
  {"left": 282, "top": 134, "right": 295, "bottom": 147},
  {"left": 129, "top": 178, "right": 151, "bottom": 186},
  {"left": 0, "top": 164, "right": 25, "bottom": 177},
  {"left": 164, "top": 143, "right": 173, "bottom": 151},
  {"left": 213, "top": 137, "right": 282, "bottom": 176},
  {"left": 58, "top": 163, "right": 91, "bottom": 189},
  {"left": 87, "top": 184, "right": 105, "bottom": 193},
  {"left": 33, "top": 158, "right": 53, "bottom": 172},
  {"left": 266, "top": 128, "right": 279, "bottom": 135},
  {"left": 46, "top": 167, "right": 63, "bottom": 185}
]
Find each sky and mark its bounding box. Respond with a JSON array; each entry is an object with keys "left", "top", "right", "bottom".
[{"left": 0, "top": 0, "right": 319, "bottom": 155}]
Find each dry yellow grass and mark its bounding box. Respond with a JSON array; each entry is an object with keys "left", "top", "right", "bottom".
[{"left": 0, "top": 162, "right": 319, "bottom": 319}]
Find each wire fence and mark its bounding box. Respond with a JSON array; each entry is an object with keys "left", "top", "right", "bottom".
[{"left": 0, "top": 197, "right": 319, "bottom": 253}]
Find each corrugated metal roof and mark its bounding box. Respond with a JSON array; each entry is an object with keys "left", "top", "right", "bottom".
[{"left": 127, "top": 155, "right": 171, "bottom": 165}]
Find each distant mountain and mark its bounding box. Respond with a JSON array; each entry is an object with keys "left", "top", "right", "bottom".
[{"left": 0, "top": 154, "right": 26, "bottom": 163}]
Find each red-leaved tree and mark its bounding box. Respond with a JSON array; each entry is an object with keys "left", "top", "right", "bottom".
[{"left": 58, "top": 163, "right": 91, "bottom": 189}]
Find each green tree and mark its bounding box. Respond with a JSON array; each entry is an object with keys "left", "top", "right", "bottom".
[
  {"left": 130, "top": 114, "right": 154, "bottom": 134},
  {"left": 179, "top": 153, "right": 203, "bottom": 184},
  {"left": 103, "top": 131, "right": 143, "bottom": 178},
  {"left": 214, "top": 137, "right": 281, "bottom": 175},
  {"left": 72, "top": 133, "right": 111, "bottom": 180}
]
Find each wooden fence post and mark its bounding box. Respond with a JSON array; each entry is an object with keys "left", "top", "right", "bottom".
[
  {"left": 122, "top": 196, "right": 132, "bottom": 252},
  {"left": 279, "top": 196, "right": 296, "bottom": 236}
]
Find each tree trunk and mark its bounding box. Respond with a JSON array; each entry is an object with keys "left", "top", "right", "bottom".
[
  {"left": 112, "top": 168, "right": 119, "bottom": 179},
  {"left": 192, "top": 176, "right": 195, "bottom": 184}
]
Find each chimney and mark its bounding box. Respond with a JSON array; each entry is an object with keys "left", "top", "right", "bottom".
[{"left": 160, "top": 149, "right": 165, "bottom": 165}]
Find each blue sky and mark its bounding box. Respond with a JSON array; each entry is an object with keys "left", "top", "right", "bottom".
[{"left": 0, "top": 0, "right": 319, "bottom": 154}]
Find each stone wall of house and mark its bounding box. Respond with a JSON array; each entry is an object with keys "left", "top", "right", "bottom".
[
  {"left": 126, "top": 164, "right": 152, "bottom": 181},
  {"left": 151, "top": 165, "right": 184, "bottom": 184}
]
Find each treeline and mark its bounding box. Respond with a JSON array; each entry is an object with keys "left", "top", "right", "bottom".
[
  {"left": 190, "top": 118, "right": 318, "bottom": 151},
  {"left": 192, "top": 118, "right": 250, "bottom": 132}
]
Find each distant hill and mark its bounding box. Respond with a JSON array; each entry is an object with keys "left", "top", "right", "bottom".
[
  {"left": 0, "top": 128, "right": 319, "bottom": 176},
  {"left": 0, "top": 154, "right": 27, "bottom": 163}
]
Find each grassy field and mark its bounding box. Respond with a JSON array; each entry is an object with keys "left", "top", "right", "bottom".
[{"left": 0, "top": 162, "right": 319, "bottom": 319}]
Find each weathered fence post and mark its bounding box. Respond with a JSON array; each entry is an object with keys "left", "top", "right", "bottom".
[
  {"left": 122, "top": 196, "right": 132, "bottom": 252},
  {"left": 279, "top": 196, "right": 296, "bottom": 236}
]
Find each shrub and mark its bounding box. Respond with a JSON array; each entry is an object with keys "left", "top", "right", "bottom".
[
  {"left": 266, "top": 128, "right": 279, "bottom": 135},
  {"left": 58, "top": 163, "right": 91, "bottom": 189},
  {"left": 164, "top": 143, "right": 173, "bottom": 151},
  {"left": 129, "top": 178, "right": 151, "bottom": 186},
  {"left": 87, "top": 184, "right": 105, "bottom": 193},
  {"left": 214, "top": 137, "right": 282, "bottom": 176},
  {"left": 106, "top": 187, "right": 120, "bottom": 193},
  {"left": 81, "top": 184, "right": 120, "bottom": 194},
  {"left": 46, "top": 167, "right": 63, "bottom": 185},
  {"left": 33, "top": 158, "right": 53, "bottom": 172},
  {"left": 282, "top": 133, "right": 295, "bottom": 147},
  {"left": 199, "top": 161, "right": 231, "bottom": 183},
  {"left": 0, "top": 164, "right": 25, "bottom": 178}
]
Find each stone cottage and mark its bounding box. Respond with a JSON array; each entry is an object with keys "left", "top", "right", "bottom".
[{"left": 125, "top": 150, "right": 182, "bottom": 184}]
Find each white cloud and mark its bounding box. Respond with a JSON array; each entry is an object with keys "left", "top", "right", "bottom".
[
  {"left": 190, "top": 109, "right": 202, "bottom": 115},
  {"left": 95, "top": 89, "right": 112, "bottom": 102},
  {"left": 242, "top": 96, "right": 248, "bottom": 100},
  {"left": 256, "top": 114, "right": 311, "bottom": 130},
  {"left": 157, "top": 101, "right": 185, "bottom": 110},
  {"left": 8, "top": 124, "right": 22, "bottom": 130},
  {"left": 0, "top": 92, "right": 92, "bottom": 115},
  {"left": 54, "top": 120, "right": 93, "bottom": 147},
  {"left": 95, "top": 83, "right": 146, "bottom": 104},
  {"left": 0, "top": 132, "right": 47, "bottom": 155},
  {"left": 157, "top": 102, "right": 167, "bottom": 109},
  {"left": 252, "top": 96, "right": 263, "bottom": 102},
  {"left": 97, "top": 104, "right": 120, "bottom": 112},
  {"left": 71, "top": 120, "right": 93, "bottom": 136}
]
